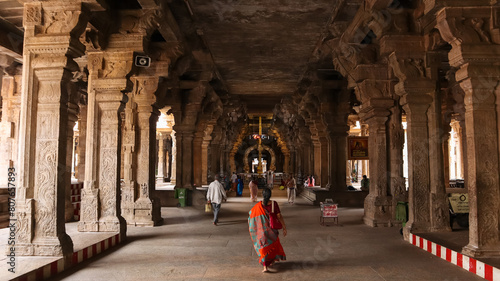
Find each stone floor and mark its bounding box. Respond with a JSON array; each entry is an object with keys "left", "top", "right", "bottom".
[{"left": 44, "top": 195, "right": 483, "bottom": 281}]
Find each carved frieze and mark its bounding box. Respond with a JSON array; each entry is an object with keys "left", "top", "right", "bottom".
[{"left": 118, "top": 9, "right": 162, "bottom": 36}]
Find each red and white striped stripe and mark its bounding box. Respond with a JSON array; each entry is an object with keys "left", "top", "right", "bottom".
[
  {"left": 12, "top": 234, "right": 121, "bottom": 281},
  {"left": 409, "top": 233, "right": 500, "bottom": 280}
]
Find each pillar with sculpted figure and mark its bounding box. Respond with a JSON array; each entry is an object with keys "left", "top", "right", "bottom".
[
  {"left": 389, "top": 45, "right": 436, "bottom": 237},
  {"left": 15, "top": 2, "right": 91, "bottom": 255},
  {"left": 388, "top": 104, "right": 407, "bottom": 218},
  {"left": 121, "top": 98, "right": 136, "bottom": 224},
  {"left": 132, "top": 76, "right": 162, "bottom": 226},
  {"left": 437, "top": 6, "right": 500, "bottom": 257},
  {"left": 77, "top": 49, "right": 132, "bottom": 237}
]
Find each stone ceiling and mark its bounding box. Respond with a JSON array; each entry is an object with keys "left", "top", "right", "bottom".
[
  {"left": 0, "top": 0, "right": 339, "bottom": 114},
  {"left": 186, "top": 0, "right": 337, "bottom": 113}
]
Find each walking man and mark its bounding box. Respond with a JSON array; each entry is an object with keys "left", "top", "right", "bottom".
[{"left": 207, "top": 174, "right": 227, "bottom": 225}]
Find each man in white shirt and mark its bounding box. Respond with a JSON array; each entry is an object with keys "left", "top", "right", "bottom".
[{"left": 207, "top": 174, "right": 227, "bottom": 225}]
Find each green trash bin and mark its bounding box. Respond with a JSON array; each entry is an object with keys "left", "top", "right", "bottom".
[
  {"left": 174, "top": 188, "right": 187, "bottom": 207},
  {"left": 396, "top": 201, "right": 408, "bottom": 235}
]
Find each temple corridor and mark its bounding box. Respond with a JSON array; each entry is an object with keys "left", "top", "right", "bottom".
[{"left": 2, "top": 0, "right": 500, "bottom": 280}]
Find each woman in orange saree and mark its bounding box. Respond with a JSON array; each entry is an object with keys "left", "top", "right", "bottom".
[{"left": 248, "top": 188, "right": 287, "bottom": 272}]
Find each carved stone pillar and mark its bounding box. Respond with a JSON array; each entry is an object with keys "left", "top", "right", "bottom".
[
  {"left": 437, "top": 7, "right": 500, "bottom": 257},
  {"left": 165, "top": 145, "right": 170, "bottom": 179},
  {"left": 327, "top": 126, "right": 349, "bottom": 192},
  {"left": 290, "top": 148, "right": 297, "bottom": 176},
  {"left": 301, "top": 142, "right": 311, "bottom": 176},
  {"left": 121, "top": 99, "right": 136, "bottom": 224},
  {"left": 283, "top": 152, "right": 290, "bottom": 174},
  {"left": 427, "top": 87, "right": 451, "bottom": 232},
  {"left": 389, "top": 47, "right": 435, "bottom": 236},
  {"left": 133, "top": 76, "right": 161, "bottom": 226},
  {"left": 401, "top": 93, "right": 433, "bottom": 235},
  {"left": 461, "top": 70, "right": 500, "bottom": 256},
  {"left": 388, "top": 105, "right": 406, "bottom": 212},
  {"left": 0, "top": 70, "right": 21, "bottom": 187},
  {"left": 170, "top": 130, "right": 177, "bottom": 185},
  {"left": 173, "top": 126, "right": 195, "bottom": 189},
  {"left": 209, "top": 142, "right": 220, "bottom": 177},
  {"left": 319, "top": 135, "right": 329, "bottom": 187},
  {"left": 15, "top": 2, "right": 90, "bottom": 255},
  {"left": 76, "top": 104, "right": 87, "bottom": 182},
  {"left": 361, "top": 101, "right": 393, "bottom": 227},
  {"left": 157, "top": 133, "right": 165, "bottom": 181},
  {"left": 201, "top": 124, "right": 214, "bottom": 185},
  {"left": 193, "top": 136, "right": 203, "bottom": 187},
  {"left": 78, "top": 50, "right": 131, "bottom": 236}
]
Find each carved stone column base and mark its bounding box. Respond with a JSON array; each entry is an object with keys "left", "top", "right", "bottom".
[
  {"left": 78, "top": 221, "right": 99, "bottom": 232},
  {"left": 98, "top": 216, "right": 125, "bottom": 232},
  {"left": 462, "top": 244, "right": 500, "bottom": 258},
  {"left": 363, "top": 195, "right": 393, "bottom": 227},
  {"left": 17, "top": 234, "right": 73, "bottom": 256},
  {"left": 131, "top": 198, "right": 162, "bottom": 227}
]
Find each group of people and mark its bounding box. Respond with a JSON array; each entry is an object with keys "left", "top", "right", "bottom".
[{"left": 206, "top": 174, "right": 288, "bottom": 273}]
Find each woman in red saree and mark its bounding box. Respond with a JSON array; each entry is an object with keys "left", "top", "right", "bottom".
[{"left": 248, "top": 188, "right": 287, "bottom": 272}]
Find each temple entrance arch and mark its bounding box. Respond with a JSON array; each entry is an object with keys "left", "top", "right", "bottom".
[{"left": 242, "top": 144, "right": 276, "bottom": 173}]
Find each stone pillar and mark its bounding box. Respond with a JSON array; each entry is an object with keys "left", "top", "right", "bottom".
[
  {"left": 181, "top": 129, "right": 194, "bottom": 189},
  {"left": 437, "top": 7, "right": 500, "bottom": 257},
  {"left": 78, "top": 50, "right": 131, "bottom": 237},
  {"left": 201, "top": 125, "right": 214, "bottom": 185},
  {"left": 121, "top": 98, "right": 137, "bottom": 224},
  {"left": 319, "top": 136, "right": 329, "bottom": 187},
  {"left": 121, "top": 98, "right": 136, "bottom": 224},
  {"left": 0, "top": 70, "right": 21, "bottom": 187},
  {"left": 283, "top": 153, "right": 290, "bottom": 174},
  {"left": 388, "top": 105, "right": 407, "bottom": 214},
  {"left": 461, "top": 70, "right": 500, "bottom": 256},
  {"left": 334, "top": 133, "right": 348, "bottom": 191},
  {"left": 428, "top": 88, "right": 451, "bottom": 232},
  {"left": 326, "top": 129, "right": 348, "bottom": 192},
  {"left": 133, "top": 76, "right": 162, "bottom": 226},
  {"left": 193, "top": 135, "right": 203, "bottom": 187},
  {"left": 201, "top": 141, "right": 210, "bottom": 185},
  {"left": 302, "top": 142, "right": 311, "bottom": 176},
  {"left": 401, "top": 94, "right": 433, "bottom": 235},
  {"left": 156, "top": 133, "right": 165, "bottom": 181},
  {"left": 361, "top": 102, "right": 393, "bottom": 227},
  {"left": 209, "top": 142, "right": 220, "bottom": 177},
  {"left": 458, "top": 119, "right": 467, "bottom": 185},
  {"left": 170, "top": 130, "right": 177, "bottom": 185},
  {"left": 165, "top": 146, "right": 170, "bottom": 179},
  {"left": 15, "top": 2, "right": 90, "bottom": 255},
  {"left": 76, "top": 104, "right": 87, "bottom": 182},
  {"left": 312, "top": 137, "right": 321, "bottom": 183}
]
